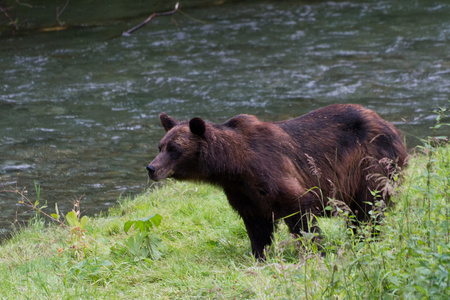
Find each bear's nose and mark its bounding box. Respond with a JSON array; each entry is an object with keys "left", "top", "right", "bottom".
[{"left": 146, "top": 165, "right": 156, "bottom": 176}]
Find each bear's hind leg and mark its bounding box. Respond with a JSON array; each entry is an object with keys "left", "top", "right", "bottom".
[
  {"left": 349, "top": 188, "right": 388, "bottom": 238},
  {"left": 283, "top": 205, "right": 323, "bottom": 254},
  {"left": 284, "top": 212, "right": 320, "bottom": 238}
]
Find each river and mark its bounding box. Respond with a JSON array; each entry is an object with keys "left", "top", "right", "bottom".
[{"left": 1, "top": 0, "right": 449, "bottom": 235}]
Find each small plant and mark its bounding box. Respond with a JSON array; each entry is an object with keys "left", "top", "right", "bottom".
[
  {"left": 123, "top": 214, "right": 165, "bottom": 261},
  {"left": 67, "top": 256, "right": 113, "bottom": 284},
  {"left": 430, "top": 105, "right": 449, "bottom": 137},
  {"left": 14, "top": 181, "right": 59, "bottom": 226},
  {"left": 63, "top": 197, "right": 93, "bottom": 259},
  {"left": 64, "top": 197, "right": 90, "bottom": 238},
  {"left": 2, "top": 182, "right": 95, "bottom": 259}
]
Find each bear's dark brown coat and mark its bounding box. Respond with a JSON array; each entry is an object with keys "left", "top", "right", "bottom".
[{"left": 147, "top": 104, "right": 407, "bottom": 259}]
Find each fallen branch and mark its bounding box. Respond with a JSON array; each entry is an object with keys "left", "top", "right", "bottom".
[
  {"left": 0, "top": 5, "right": 19, "bottom": 30},
  {"left": 56, "top": 0, "right": 70, "bottom": 26},
  {"left": 122, "top": 2, "right": 179, "bottom": 36}
]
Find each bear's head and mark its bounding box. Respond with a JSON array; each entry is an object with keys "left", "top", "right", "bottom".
[{"left": 146, "top": 113, "right": 207, "bottom": 181}]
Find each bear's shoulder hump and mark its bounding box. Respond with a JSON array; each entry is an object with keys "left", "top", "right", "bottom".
[{"left": 222, "top": 114, "right": 260, "bottom": 129}]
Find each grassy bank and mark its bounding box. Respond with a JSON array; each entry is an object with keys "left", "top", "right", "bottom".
[{"left": 0, "top": 142, "right": 449, "bottom": 299}]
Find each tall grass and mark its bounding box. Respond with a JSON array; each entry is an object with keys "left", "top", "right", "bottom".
[{"left": 0, "top": 143, "right": 449, "bottom": 299}]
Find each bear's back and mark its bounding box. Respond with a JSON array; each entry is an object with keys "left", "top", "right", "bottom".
[{"left": 277, "top": 104, "right": 401, "bottom": 148}]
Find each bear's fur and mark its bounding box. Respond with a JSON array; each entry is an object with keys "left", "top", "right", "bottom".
[{"left": 147, "top": 104, "right": 407, "bottom": 259}]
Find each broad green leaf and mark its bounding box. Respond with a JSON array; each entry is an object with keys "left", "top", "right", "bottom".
[
  {"left": 146, "top": 233, "right": 164, "bottom": 260},
  {"left": 134, "top": 220, "right": 146, "bottom": 232},
  {"left": 125, "top": 234, "right": 143, "bottom": 256},
  {"left": 66, "top": 211, "right": 78, "bottom": 227},
  {"left": 124, "top": 214, "right": 163, "bottom": 233},
  {"left": 146, "top": 214, "right": 163, "bottom": 227},
  {"left": 124, "top": 220, "right": 134, "bottom": 233},
  {"left": 80, "top": 216, "right": 89, "bottom": 229}
]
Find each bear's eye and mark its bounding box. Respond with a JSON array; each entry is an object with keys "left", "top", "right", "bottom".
[{"left": 167, "top": 144, "right": 182, "bottom": 160}]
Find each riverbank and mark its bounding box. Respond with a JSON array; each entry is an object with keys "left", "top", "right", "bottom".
[
  {"left": 0, "top": 142, "right": 449, "bottom": 299},
  {"left": 2, "top": 0, "right": 449, "bottom": 231}
]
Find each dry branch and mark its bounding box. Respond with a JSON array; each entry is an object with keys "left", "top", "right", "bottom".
[
  {"left": 0, "top": 5, "right": 19, "bottom": 30},
  {"left": 122, "top": 2, "right": 179, "bottom": 36}
]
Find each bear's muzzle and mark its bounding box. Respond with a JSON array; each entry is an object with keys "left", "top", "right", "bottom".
[{"left": 146, "top": 164, "right": 156, "bottom": 179}]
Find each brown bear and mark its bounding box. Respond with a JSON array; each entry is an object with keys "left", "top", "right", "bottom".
[{"left": 147, "top": 104, "right": 407, "bottom": 259}]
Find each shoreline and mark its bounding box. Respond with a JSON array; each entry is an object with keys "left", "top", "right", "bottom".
[{"left": 0, "top": 142, "right": 448, "bottom": 298}]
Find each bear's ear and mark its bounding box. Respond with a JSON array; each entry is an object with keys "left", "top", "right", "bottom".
[
  {"left": 189, "top": 117, "right": 206, "bottom": 138},
  {"left": 159, "top": 113, "right": 179, "bottom": 132}
]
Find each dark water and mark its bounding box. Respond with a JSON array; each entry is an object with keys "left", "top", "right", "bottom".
[{"left": 1, "top": 0, "right": 449, "bottom": 234}]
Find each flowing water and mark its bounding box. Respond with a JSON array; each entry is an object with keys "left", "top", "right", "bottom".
[{"left": 1, "top": 0, "right": 449, "bottom": 235}]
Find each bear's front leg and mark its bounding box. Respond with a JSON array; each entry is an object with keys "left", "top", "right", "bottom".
[
  {"left": 241, "top": 216, "right": 275, "bottom": 260},
  {"left": 223, "top": 188, "right": 275, "bottom": 259}
]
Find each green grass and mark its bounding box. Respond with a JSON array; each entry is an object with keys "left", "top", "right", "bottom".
[{"left": 0, "top": 143, "right": 449, "bottom": 299}]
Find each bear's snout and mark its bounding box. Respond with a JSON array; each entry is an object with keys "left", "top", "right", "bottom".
[{"left": 146, "top": 165, "right": 156, "bottom": 178}]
